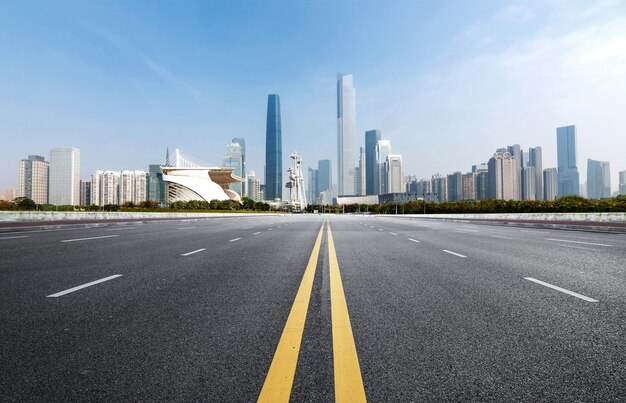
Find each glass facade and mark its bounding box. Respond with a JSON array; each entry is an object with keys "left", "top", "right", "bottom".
[
  {"left": 337, "top": 74, "right": 356, "bottom": 196},
  {"left": 557, "top": 125, "right": 580, "bottom": 197},
  {"left": 365, "top": 129, "right": 381, "bottom": 195},
  {"left": 265, "top": 94, "right": 282, "bottom": 200},
  {"left": 49, "top": 147, "right": 80, "bottom": 205}
]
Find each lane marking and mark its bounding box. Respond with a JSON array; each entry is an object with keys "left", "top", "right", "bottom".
[
  {"left": 546, "top": 238, "right": 611, "bottom": 247},
  {"left": 491, "top": 235, "right": 512, "bottom": 239},
  {"left": 408, "top": 238, "right": 421, "bottom": 243},
  {"left": 181, "top": 248, "right": 206, "bottom": 256},
  {"left": 520, "top": 229, "right": 549, "bottom": 234},
  {"left": 61, "top": 235, "right": 119, "bottom": 243},
  {"left": 258, "top": 223, "right": 325, "bottom": 402},
  {"left": 243, "top": 226, "right": 254, "bottom": 229},
  {"left": 443, "top": 250, "right": 467, "bottom": 258},
  {"left": 327, "top": 222, "right": 367, "bottom": 402},
  {"left": 177, "top": 227, "right": 196, "bottom": 230},
  {"left": 229, "top": 237, "right": 241, "bottom": 242},
  {"left": 267, "top": 228, "right": 273, "bottom": 231},
  {"left": 106, "top": 227, "right": 135, "bottom": 231},
  {"left": 47, "top": 275, "right": 122, "bottom": 297},
  {"left": 390, "top": 232, "right": 398, "bottom": 236},
  {"left": 558, "top": 244, "right": 598, "bottom": 251},
  {"left": 455, "top": 228, "right": 478, "bottom": 232},
  {"left": 253, "top": 232, "right": 261, "bottom": 235},
  {"left": 378, "top": 228, "right": 384, "bottom": 231},
  {"left": 524, "top": 277, "right": 598, "bottom": 302},
  {"left": 0, "top": 235, "right": 29, "bottom": 240}
]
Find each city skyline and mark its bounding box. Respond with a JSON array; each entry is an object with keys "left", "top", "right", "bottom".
[{"left": 1, "top": 1, "right": 625, "bottom": 191}]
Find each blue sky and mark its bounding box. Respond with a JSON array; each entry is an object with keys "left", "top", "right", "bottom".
[{"left": 1, "top": 0, "right": 625, "bottom": 193}]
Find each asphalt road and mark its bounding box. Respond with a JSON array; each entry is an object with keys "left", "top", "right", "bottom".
[{"left": 1, "top": 214, "right": 625, "bottom": 402}]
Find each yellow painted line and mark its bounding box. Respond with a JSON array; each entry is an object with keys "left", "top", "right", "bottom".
[
  {"left": 257, "top": 222, "right": 326, "bottom": 402},
  {"left": 327, "top": 222, "right": 367, "bottom": 402}
]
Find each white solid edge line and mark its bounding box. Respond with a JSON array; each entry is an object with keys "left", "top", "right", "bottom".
[
  {"left": 177, "top": 227, "right": 197, "bottom": 230},
  {"left": 181, "top": 248, "right": 206, "bottom": 256},
  {"left": 524, "top": 277, "right": 598, "bottom": 302},
  {"left": 390, "top": 232, "right": 398, "bottom": 236},
  {"left": 253, "top": 232, "right": 261, "bottom": 235},
  {"left": 61, "top": 235, "right": 120, "bottom": 243},
  {"left": 546, "top": 238, "right": 611, "bottom": 247},
  {"left": 0, "top": 235, "right": 29, "bottom": 240},
  {"left": 408, "top": 238, "right": 421, "bottom": 243},
  {"left": 443, "top": 250, "right": 467, "bottom": 258},
  {"left": 47, "top": 275, "right": 123, "bottom": 298},
  {"left": 230, "top": 237, "right": 242, "bottom": 242},
  {"left": 491, "top": 235, "right": 512, "bottom": 239}
]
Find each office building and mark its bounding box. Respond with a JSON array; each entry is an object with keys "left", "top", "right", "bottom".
[
  {"left": 337, "top": 73, "right": 356, "bottom": 196},
  {"left": 365, "top": 130, "right": 381, "bottom": 195},
  {"left": 447, "top": 171, "right": 463, "bottom": 202},
  {"left": 308, "top": 167, "right": 318, "bottom": 204},
  {"left": 356, "top": 146, "right": 366, "bottom": 196},
  {"left": 620, "top": 170, "right": 626, "bottom": 195},
  {"left": 265, "top": 94, "right": 282, "bottom": 200},
  {"left": 528, "top": 147, "right": 543, "bottom": 200},
  {"left": 557, "top": 125, "right": 580, "bottom": 197},
  {"left": 49, "top": 147, "right": 80, "bottom": 205},
  {"left": 543, "top": 168, "right": 558, "bottom": 201},
  {"left": 232, "top": 138, "right": 246, "bottom": 196},
  {"left": 79, "top": 180, "right": 91, "bottom": 206},
  {"left": 148, "top": 164, "right": 166, "bottom": 206},
  {"left": 386, "top": 155, "right": 404, "bottom": 193},
  {"left": 317, "top": 159, "right": 332, "bottom": 195},
  {"left": 376, "top": 140, "right": 392, "bottom": 194},
  {"left": 462, "top": 172, "right": 476, "bottom": 200},
  {"left": 506, "top": 144, "right": 522, "bottom": 200},
  {"left": 587, "top": 159, "right": 611, "bottom": 199},
  {"left": 18, "top": 155, "right": 49, "bottom": 204},
  {"left": 223, "top": 143, "right": 243, "bottom": 196}
]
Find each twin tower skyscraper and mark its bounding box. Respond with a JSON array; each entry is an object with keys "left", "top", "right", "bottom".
[{"left": 264, "top": 74, "right": 356, "bottom": 201}]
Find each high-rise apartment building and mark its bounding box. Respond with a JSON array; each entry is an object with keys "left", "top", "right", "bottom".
[
  {"left": 462, "top": 172, "right": 476, "bottom": 200},
  {"left": 18, "top": 155, "right": 49, "bottom": 204},
  {"left": 376, "top": 140, "right": 392, "bottom": 194},
  {"left": 587, "top": 159, "right": 611, "bottom": 199},
  {"left": 337, "top": 74, "right": 356, "bottom": 196},
  {"left": 528, "top": 147, "right": 543, "bottom": 200},
  {"left": 620, "top": 170, "right": 626, "bottom": 195},
  {"left": 543, "top": 168, "right": 558, "bottom": 201},
  {"left": 223, "top": 143, "right": 243, "bottom": 196},
  {"left": 119, "top": 170, "right": 148, "bottom": 205},
  {"left": 521, "top": 166, "right": 536, "bottom": 200},
  {"left": 386, "top": 155, "right": 404, "bottom": 193},
  {"left": 79, "top": 180, "right": 91, "bottom": 206},
  {"left": 49, "top": 147, "right": 80, "bottom": 205},
  {"left": 365, "top": 129, "right": 381, "bottom": 195},
  {"left": 447, "top": 171, "right": 463, "bottom": 202},
  {"left": 488, "top": 151, "right": 517, "bottom": 200},
  {"left": 265, "top": 94, "right": 282, "bottom": 200},
  {"left": 247, "top": 170, "right": 262, "bottom": 202},
  {"left": 431, "top": 174, "right": 447, "bottom": 202},
  {"left": 557, "top": 125, "right": 580, "bottom": 197},
  {"left": 506, "top": 144, "right": 522, "bottom": 200},
  {"left": 91, "top": 170, "right": 121, "bottom": 206}
]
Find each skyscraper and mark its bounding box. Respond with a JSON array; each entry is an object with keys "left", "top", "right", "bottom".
[
  {"left": 18, "top": 155, "right": 49, "bottom": 204},
  {"left": 79, "top": 180, "right": 91, "bottom": 206},
  {"left": 308, "top": 167, "right": 318, "bottom": 204},
  {"left": 120, "top": 170, "right": 148, "bottom": 204},
  {"left": 265, "top": 94, "right": 282, "bottom": 200},
  {"left": 620, "top": 170, "right": 626, "bottom": 195},
  {"left": 376, "top": 140, "right": 392, "bottom": 194},
  {"left": 386, "top": 155, "right": 404, "bottom": 193},
  {"left": 247, "top": 171, "right": 262, "bottom": 202},
  {"left": 557, "top": 125, "right": 580, "bottom": 197},
  {"left": 587, "top": 159, "right": 611, "bottom": 199},
  {"left": 356, "top": 146, "right": 366, "bottom": 196},
  {"left": 488, "top": 151, "right": 516, "bottom": 200},
  {"left": 365, "top": 129, "right": 381, "bottom": 195},
  {"left": 232, "top": 138, "right": 246, "bottom": 196},
  {"left": 317, "top": 159, "right": 332, "bottom": 196},
  {"left": 148, "top": 164, "right": 166, "bottom": 206},
  {"left": 223, "top": 143, "right": 243, "bottom": 196},
  {"left": 431, "top": 174, "right": 447, "bottom": 202},
  {"left": 447, "top": 171, "right": 463, "bottom": 202},
  {"left": 49, "top": 147, "right": 80, "bottom": 205},
  {"left": 91, "top": 170, "right": 120, "bottom": 206},
  {"left": 528, "top": 146, "right": 543, "bottom": 200},
  {"left": 543, "top": 168, "right": 558, "bottom": 201},
  {"left": 337, "top": 74, "right": 356, "bottom": 196},
  {"left": 521, "top": 166, "right": 536, "bottom": 200},
  {"left": 506, "top": 144, "right": 522, "bottom": 200}
]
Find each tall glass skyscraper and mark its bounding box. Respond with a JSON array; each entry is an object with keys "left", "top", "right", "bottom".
[
  {"left": 49, "top": 147, "right": 80, "bottom": 205},
  {"left": 337, "top": 74, "right": 356, "bottom": 196},
  {"left": 265, "top": 94, "right": 282, "bottom": 200},
  {"left": 231, "top": 137, "right": 246, "bottom": 196},
  {"left": 317, "top": 159, "right": 332, "bottom": 195},
  {"left": 528, "top": 146, "right": 543, "bottom": 200},
  {"left": 365, "top": 129, "right": 381, "bottom": 195},
  {"left": 587, "top": 159, "right": 611, "bottom": 199},
  {"left": 557, "top": 125, "right": 580, "bottom": 197}
]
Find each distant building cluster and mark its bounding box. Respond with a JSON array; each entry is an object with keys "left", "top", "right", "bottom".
[{"left": 7, "top": 75, "right": 625, "bottom": 207}]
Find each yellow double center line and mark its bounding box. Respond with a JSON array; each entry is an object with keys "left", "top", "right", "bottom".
[{"left": 258, "top": 220, "right": 366, "bottom": 402}]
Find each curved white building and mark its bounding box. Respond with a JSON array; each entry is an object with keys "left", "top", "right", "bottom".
[{"left": 161, "top": 149, "right": 242, "bottom": 204}]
